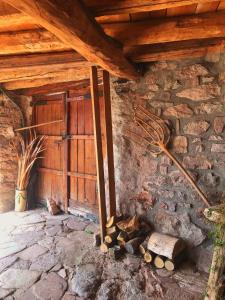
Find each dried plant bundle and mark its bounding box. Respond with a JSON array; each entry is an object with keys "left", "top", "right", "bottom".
[{"left": 15, "top": 131, "right": 45, "bottom": 191}]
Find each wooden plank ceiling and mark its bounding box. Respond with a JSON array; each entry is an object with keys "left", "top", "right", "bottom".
[{"left": 0, "top": 0, "right": 225, "bottom": 92}]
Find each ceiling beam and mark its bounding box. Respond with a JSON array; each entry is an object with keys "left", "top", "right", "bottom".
[
  {"left": 0, "top": 61, "right": 91, "bottom": 83},
  {"left": 125, "top": 38, "right": 225, "bottom": 62},
  {"left": 103, "top": 10, "right": 225, "bottom": 46},
  {"left": 5, "top": 0, "right": 138, "bottom": 80},
  {"left": 85, "top": 0, "right": 220, "bottom": 16},
  {"left": 2, "top": 68, "right": 90, "bottom": 90},
  {"left": 0, "top": 29, "right": 69, "bottom": 55},
  {"left": 13, "top": 79, "right": 91, "bottom": 96},
  {"left": 0, "top": 51, "right": 85, "bottom": 69}
]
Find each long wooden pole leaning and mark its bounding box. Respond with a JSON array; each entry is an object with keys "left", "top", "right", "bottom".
[
  {"left": 15, "top": 119, "right": 63, "bottom": 132},
  {"left": 102, "top": 70, "right": 116, "bottom": 217},
  {"left": 90, "top": 66, "right": 107, "bottom": 243},
  {"left": 159, "top": 143, "right": 210, "bottom": 207}
]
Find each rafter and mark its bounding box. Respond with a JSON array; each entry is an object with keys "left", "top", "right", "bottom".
[
  {"left": 5, "top": 0, "right": 138, "bottom": 80},
  {"left": 2, "top": 68, "right": 90, "bottom": 90},
  {"left": 0, "top": 29, "right": 69, "bottom": 55},
  {"left": 85, "top": 0, "right": 220, "bottom": 16},
  {"left": 103, "top": 10, "right": 225, "bottom": 46}
]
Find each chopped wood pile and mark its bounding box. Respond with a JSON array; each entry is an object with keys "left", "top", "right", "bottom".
[{"left": 96, "top": 215, "right": 186, "bottom": 271}]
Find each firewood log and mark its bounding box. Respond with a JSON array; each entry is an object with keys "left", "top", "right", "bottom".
[
  {"left": 147, "top": 232, "right": 185, "bottom": 259},
  {"left": 47, "top": 199, "right": 60, "bottom": 215},
  {"left": 139, "top": 239, "right": 148, "bottom": 255},
  {"left": 104, "top": 231, "right": 118, "bottom": 244},
  {"left": 117, "top": 231, "right": 129, "bottom": 242},
  {"left": 106, "top": 215, "right": 123, "bottom": 228},
  {"left": 100, "top": 243, "right": 109, "bottom": 253},
  {"left": 109, "top": 245, "right": 125, "bottom": 260},
  {"left": 124, "top": 237, "right": 144, "bottom": 254},
  {"left": 106, "top": 226, "right": 117, "bottom": 235},
  {"left": 117, "top": 215, "right": 139, "bottom": 232},
  {"left": 164, "top": 251, "right": 186, "bottom": 271},
  {"left": 154, "top": 255, "right": 165, "bottom": 269},
  {"left": 93, "top": 233, "right": 101, "bottom": 247},
  {"left": 118, "top": 240, "right": 126, "bottom": 247},
  {"left": 144, "top": 250, "right": 155, "bottom": 263}
]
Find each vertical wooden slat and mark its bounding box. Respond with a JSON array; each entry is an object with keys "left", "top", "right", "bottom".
[
  {"left": 90, "top": 66, "right": 107, "bottom": 242},
  {"left": 63, "top": 92, "right": 69, "bottom": 212},
  {"left": 102, "top": 70, "right": 116, "bottom": 217}
]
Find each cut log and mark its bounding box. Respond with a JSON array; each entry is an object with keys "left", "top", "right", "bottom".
[
  {"left": 100, "top": 243, "right": 109, "bottom": 253},
  {"left": 117, "top": 215, "right": 139, "bottom": 232},
  {"left": 144, "top": 251, "right": 155, "bottom": 263},
  {"left": 147, "top": 232, "right": 185, "bottom": 260},
  {"left": 106, "top": 226, "right": 117, "bottom": 235},
  {"left": 124, "top": 237, "right": 144, "bottom": 254},
  {"left": 139, "top": 240, "right": 148, "bottom": 255},
  {"left": 164, "top": 251, "right": 186, "bottom": 271},
  {"left": 104, "top": 231, "right": 118, "bottom": 244},
  {"left": 93, "top": 233, "right": 101, "bottom": 247},
  {"left": 106, "top": 215, "right": 123, "bottom": 228},
  {"left": 47, "top": 199, "right": 60, "bottom": 215},
  {"left": 109, "top": 245, "right": 125, "bottom": 260},
  {"left": 154, "top": 255, "right": 165, "bottom": 269},
  {"left": 117, "top": 231, "right": 129, "bottom": 242}
]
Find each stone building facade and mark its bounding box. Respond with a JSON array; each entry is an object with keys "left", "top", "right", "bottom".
[{"left": 110, "top": 53, "right": 225, "bottom": 272}]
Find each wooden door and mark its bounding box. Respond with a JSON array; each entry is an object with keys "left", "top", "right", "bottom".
[
  {"left": 33, "top": 94, "right": 64, "bottom": 207},
  {"left": 33, "top": 90, "right": 102, "bottom": 215}
]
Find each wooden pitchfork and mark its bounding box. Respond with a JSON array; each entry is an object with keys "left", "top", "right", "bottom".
[{"left": 128, "top": 105, "right": 210, "bottom": 207}]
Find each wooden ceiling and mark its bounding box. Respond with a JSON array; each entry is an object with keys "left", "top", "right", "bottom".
[{"left": 0, "top": 0, "right": 225, "bottom": 93}]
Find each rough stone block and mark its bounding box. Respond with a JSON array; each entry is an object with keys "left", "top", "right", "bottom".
[
  {"left": 163, "top": 104, "right": 193, "bottom": 118},
  {"left": 177, "top": 83, "right": 220, "bottom": 101},
  {"left": 213, "top": 116, "right": 225, "bottom": 134},
  {"left": 172, "top": 136, "right": 188, "bottom": 153},
  {"left": 183, "top": 121, "right": 210, "bottom": 136}
]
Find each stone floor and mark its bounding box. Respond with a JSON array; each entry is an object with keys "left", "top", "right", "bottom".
[{"left": 0, "top": 208, "right": 208, "bottom": 300}]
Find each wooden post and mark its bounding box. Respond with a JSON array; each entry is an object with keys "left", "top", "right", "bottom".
[
  {"left": 90, "top": 66, "right": 107, "bottom": 242},
  {"left": 204, "top": 204, "right": 225, "bottom": 300},
  {"left": 102, "top": 70, "right": 116, "bottom": 217},
  {"left": 63, "top": 92, "right": 69, "bottom": 212}
]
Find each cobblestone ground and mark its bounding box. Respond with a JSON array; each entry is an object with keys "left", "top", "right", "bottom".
[{"left": 0, "top": 209, "right": 207, "bottom": 300}]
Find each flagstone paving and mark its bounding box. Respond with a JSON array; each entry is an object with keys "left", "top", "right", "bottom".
[{"left": 0, "top": 209, "right": 207, "bottom": 299}]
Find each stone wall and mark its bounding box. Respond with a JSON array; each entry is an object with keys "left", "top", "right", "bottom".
[
  {"left": 110, "top": 53, "right": 225, "bottom": 272},
  {"left": 0, "top": 91, "right": 31, "bottom": 213}
]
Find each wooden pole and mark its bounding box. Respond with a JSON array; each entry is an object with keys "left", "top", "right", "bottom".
[
  {"left": 15, "top": 119, "right": 62, "bottom": 132},
  {"left": 204, "top": 204, "right": 225, "bottom": 300},
  {"left": 90, "top": 66, "right": 107, "bottom": 243},
  {"left": 62, "top": 93, "right": 69, "bottom": 212},
  {"left": 102, "top": 70, "right": 116, "bottom": 217}
]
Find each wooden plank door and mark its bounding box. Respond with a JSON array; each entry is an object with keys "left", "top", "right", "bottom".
[
  {"left": 33, "top": 95, "right": 64, "bottom": 208},
  {"left": 68, "top": 91, "right": 100, "bottom": 215},
  {"left": 33, "top": 91, "right": 102, "bottom": 215}
]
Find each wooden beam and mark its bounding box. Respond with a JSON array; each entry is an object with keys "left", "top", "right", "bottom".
[
  {"left": 0, "top": 12, "right": 37, "bottom": 32},
  {"left": 125, "top": 38, "right": 225, "bottom": 62},
  {"left": 5, "top": 0, "right": 138, "bottom": 80},
  {"left": 90, "top": 66, "right": 107, "bottom": 242},
  {"left": 0, "top": 51, "right": 85, "bottom": 69},
  {"left": 3, "top": 68, "right": 90, "bottom": 90},
  {"left": 103, "top": 10, "right": 225, "bottom": 46},
  {"left": 102, "top": 70, "right": 116, "bottom": 217},
  {"left": 0, "top": 29, "right": 69, "bottom": 55},
  {"left": 14, "top": 80, "right": 90, "bottom": 96},
  {"left": 85, "top": 0, "right": 220, "bottom": 16},
  {"left": 62, "top": 93, "right": 69, "bottom": 212}
]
